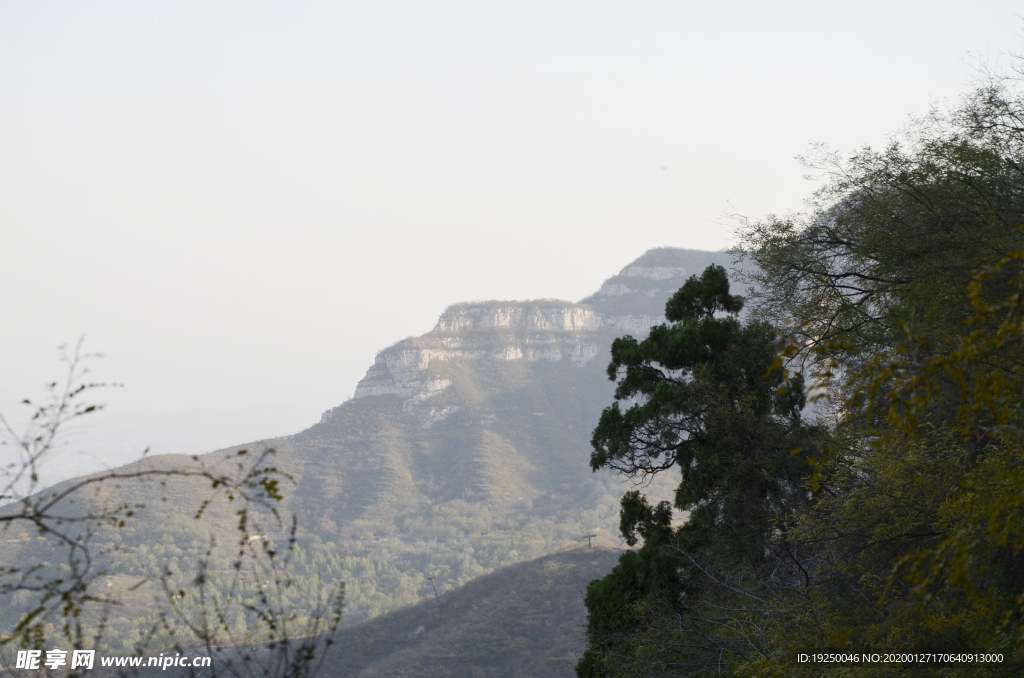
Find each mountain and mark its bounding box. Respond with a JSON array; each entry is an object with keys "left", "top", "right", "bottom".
[
  {"left": 1, "top": 247, "right": 733, "bottom": 656},
  {"left": 268, "top": 247, "right": 729, "bottom": 618}
]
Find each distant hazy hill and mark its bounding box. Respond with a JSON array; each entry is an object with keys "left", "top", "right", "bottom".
[{"left": 1, "top": 248, "right": 733, "bottom": 650}]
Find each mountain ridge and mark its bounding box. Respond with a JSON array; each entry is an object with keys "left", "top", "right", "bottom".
[
  {"left": 1, "top": 247, "right": 733, "bottom": 663},
  {"left": 323, "top": 247, "right": 729, "bottom": 430}
]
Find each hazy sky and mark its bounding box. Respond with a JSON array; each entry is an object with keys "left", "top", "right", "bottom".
[{"left": 2, "top": 1, "right": 1022, "bottom": 478}]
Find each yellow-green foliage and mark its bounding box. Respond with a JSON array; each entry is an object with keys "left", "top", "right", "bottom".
[{"left": 580, "top": 74, "right": 1024, "bottom": 677}]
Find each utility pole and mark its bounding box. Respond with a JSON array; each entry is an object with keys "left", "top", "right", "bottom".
[
  {"left": 582, "top": 533, "right": 597, "bottom": 548},
  {"left": 428, "top": 574, "right": 439, "bottom": 600}
]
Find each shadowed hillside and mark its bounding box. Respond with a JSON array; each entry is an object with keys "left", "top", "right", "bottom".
[
  {"left": 141, "top": 548, "right": 621, "bottom": 678},
  {"left": 318, "top": 548, "right": 621, "bottom": 678}
]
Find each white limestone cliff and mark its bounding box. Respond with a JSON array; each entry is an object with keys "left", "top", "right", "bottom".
[
  {"left": 320, "top": 248, "right": 731, "bottom": 427},
  {"left": 435, "top": 305, "right": 601, "bottom": 333}
]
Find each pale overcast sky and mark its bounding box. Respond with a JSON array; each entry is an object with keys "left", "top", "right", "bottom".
[{"left": 2, "top": 1, "right": 1022, "bottom": 479}]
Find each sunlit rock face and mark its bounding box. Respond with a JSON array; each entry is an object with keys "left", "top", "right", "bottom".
[
  {"left": 321, "top": 248, "right": 732, "bottom": 428},
  {"left": 435, "top": 305, "right": 601, "bottom": 333},
  {"left": 344, "top": 303, "right": 606, "bottom": 424}
]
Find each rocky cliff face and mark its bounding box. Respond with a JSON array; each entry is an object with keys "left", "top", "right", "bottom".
[
  {"left": 435, "top": 304, "right": 601, "bottom": 333},
  {"left": 321, "top": 248, "right": 730, "bottom": 428}
]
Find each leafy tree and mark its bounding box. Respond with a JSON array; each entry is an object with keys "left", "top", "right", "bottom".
[
  {"left": 578, "top": 265, "right": 823, "bottom": 676},
  {"left": 0, "top": 342, "right": 344, "bottom": 677},
  {"left": 581, "top": 68, "right": 1024, "bottom": 677},
  {"left": 732, "top": 70, "right": 1024, "bottom": 674}
]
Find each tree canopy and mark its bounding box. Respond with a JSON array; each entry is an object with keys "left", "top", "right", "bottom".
[
  {"left": 579, "top": 265, "right": 823, "bottom": 677},
  {"left": 579, "top": 72, "right": 1024, "bottom": 677}
]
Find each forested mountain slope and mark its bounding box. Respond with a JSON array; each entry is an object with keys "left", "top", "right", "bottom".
[{"left": 1, "top": 247, "right": 732, "bottom": 654}]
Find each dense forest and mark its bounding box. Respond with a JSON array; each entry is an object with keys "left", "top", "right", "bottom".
[{"left": 577, "top": 74, "right": 1024, "bottom": 676}]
